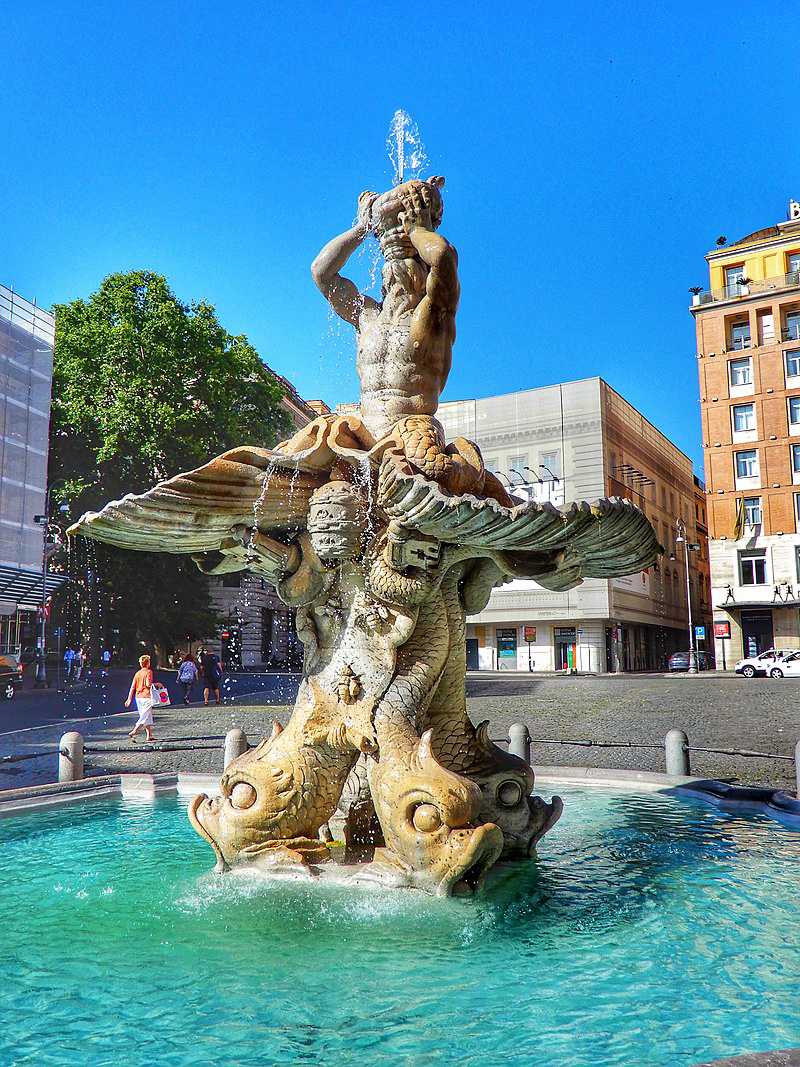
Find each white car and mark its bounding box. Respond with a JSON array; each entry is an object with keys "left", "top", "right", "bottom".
[
  {"left": 734, "top": 648, "right": 800, "bottom": 678},
  {"left": 764, "top": 652, "right": 800, "bottom": 679}
]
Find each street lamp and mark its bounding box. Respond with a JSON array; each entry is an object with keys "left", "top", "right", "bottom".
[
  {"left": 670, "top": 517, "right": 701, "bottom": 674},
  {"left": 32, "top": 493, "right": 69, "bottom": 688},
  {"left": 539, "top": 464, "right": 561, "bottom": 484}
]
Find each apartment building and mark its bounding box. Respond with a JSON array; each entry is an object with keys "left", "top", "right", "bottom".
[
  {"left": 692, "top": 200, "right": 800, "bottom": 666},
  {"left": 436, "top": 379, "right": 709, "bottom": 672}
]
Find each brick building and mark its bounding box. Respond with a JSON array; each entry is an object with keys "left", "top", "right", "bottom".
[{"left": 692, "top": 200, "right": 800, "bottom": 666}]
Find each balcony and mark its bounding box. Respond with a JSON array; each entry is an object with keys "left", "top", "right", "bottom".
[{"left": 692, "top": 271, "right": 800, "bottom": 307}]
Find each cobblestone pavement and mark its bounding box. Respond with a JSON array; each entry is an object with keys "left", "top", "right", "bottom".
[{"left": 2, "top": 674, "right": 799, "bottom": 791}]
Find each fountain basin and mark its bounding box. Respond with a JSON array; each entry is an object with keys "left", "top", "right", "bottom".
[{"left": 2, "top": 781, "right": 798, "bottom": 1066}]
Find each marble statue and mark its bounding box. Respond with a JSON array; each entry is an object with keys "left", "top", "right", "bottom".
[{"left": 70, "top": 176, "right": 661, "bottom": 896}]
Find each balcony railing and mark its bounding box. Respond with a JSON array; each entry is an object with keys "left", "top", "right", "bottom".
[{"left": 693, "top": 271, "right": 800, "bottom": 306}]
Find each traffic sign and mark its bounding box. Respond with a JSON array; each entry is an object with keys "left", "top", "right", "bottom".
[
  {"left": 523, "top": 625, "right": 536, "bottom": 642},
  {"left": 714, "top": 621, "right": 731, "bottom": 639},
  {"left": 694, "top": 625, "right": 705, "bottom": 639}
]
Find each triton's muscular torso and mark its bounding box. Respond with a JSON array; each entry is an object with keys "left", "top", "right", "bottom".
[{"left": 356, "top": 303, "right": 454, "bottom": 441}]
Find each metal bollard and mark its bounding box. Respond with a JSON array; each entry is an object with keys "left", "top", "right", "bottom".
[
  {"left": 59, "top": 731, "right": 85, "bottom": 783},
  {"left": 223, "top": 727, "right": 248, "bottom": 769},
  {"left": 795, "top": 740, "right": 800, "bottom": 800},
  {"left": 508, "top": 722, "right": 531, "bottom": 765},
  {"left": 665, "top": 729, "right": 690, "bottom": 777}
]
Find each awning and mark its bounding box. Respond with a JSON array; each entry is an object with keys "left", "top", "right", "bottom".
[
  {"left": 715, "top": 599, "right": 800, "bottom": 612},
  {"left": 0, "top": 565, "right": 68, "bottom": 613}
]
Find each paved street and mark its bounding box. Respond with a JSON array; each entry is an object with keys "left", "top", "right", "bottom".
[{"left": 3, "top": 671, "right": 799, "bottom": 793}]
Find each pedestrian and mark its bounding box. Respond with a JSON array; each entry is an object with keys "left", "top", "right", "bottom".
[
  {"left": 63, "top": 646, "right": 75, "bottom": 682},
  {"left": 177, "top": 652, "right": 198, "bottom": 704},
  {"left": 124, "top": 654, "right": 156, "bottom": 741},
  {"left": 200, "top": 649, "right": 222, "bottom": 706},
  {"left": 100, "top": 647, "right": 111, "bottom": 678},
  {"left": 75, "top": 646, "right": 88, "bottom": 681}
]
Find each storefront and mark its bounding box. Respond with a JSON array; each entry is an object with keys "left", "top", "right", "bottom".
[
  {"left": 554, "top": 626, "right": 577, "bottom": 671},
  {"left": 495, "top": 627, "right": 518, "bottom": 671}
]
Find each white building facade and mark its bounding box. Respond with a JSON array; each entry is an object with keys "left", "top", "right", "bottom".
[{"left": 437, "top": 379, "right": 706, "bottom": 672}]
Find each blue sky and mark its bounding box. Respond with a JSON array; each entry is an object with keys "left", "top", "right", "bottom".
[{"left": 3, "top": 2, "right": 798, "bottom": 474}]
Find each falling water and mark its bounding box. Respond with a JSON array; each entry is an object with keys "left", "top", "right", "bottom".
[
  {"left": 358, "top": 457, "right": 376, "bottom": 542},
  {"left": 387, "top": 109, "right": 429, "bottom": 186},
  {"left": 239, "top": 459, "right": 279, "bottom": 668}
]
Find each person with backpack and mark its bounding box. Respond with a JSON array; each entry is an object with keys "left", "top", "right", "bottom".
[
  {"left": 199, "top": 649, "right": 222, "bottom": 706},
  {"left": 177, "top": 653, "right": 198, "bottom": 704}
]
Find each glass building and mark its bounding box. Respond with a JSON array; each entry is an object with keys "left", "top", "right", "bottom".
[{"left": 0, "top": 283, "right": 57, "bottom": 654}]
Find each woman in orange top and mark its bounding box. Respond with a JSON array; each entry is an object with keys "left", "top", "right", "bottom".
[{"left": 125, "top": 654, "right": 156, "bottom": 741}]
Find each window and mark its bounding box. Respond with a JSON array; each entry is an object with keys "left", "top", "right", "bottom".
[
  {"left": 758, "top": 309, "right": 775, "bottom": 345},
  {"left": 786, "top": 312, "right": 800, "bottom": 342},
  {"left": 724, "top": 265, "right": 745, "bottom": 295},
  {"left": 796, "top": 545, "right": 800, "bottom": 582},
  {"left": 484, "top": 456, "right": 498, "bottom": 474},
  {"left": 735, "top": 449, "right": 759, "bottom": 479},
  {"left": 739, "top": 551, "right": 767, "bottom": 586},
  {"left": 788, "top": 252, "right": 800, "bottom": 276},
  {"left": 221, "top": 572, "right": 241, "bottom": 588},
  {"left": 742, "top": 497, "right": 762, "bottom": 526},
  {"left": 507, "top": 454, "right": 528, "bottom": 477},
  {"left": 732, "top": 403, "right": 755, "bottom": 432},
  {"left": 796, "top": 493, "right": 800, "bottom": 528},
  {"left": 786, "top": 351, "right": 800, "bottom": 379},
  {"left": 540, "top": 450, "right": 562, "bottom": 479},
  {"left": 730, "top": 321, "right": 751, "bottom": 350},
  {"left": 790, "top": 397, "right": 800, "bottom": 427},
  {"left": 729, "top": 357, "right": 752, "bottom": 386},
  {"left": 793, "top": 445, "right": 800, "bottom": 474}
]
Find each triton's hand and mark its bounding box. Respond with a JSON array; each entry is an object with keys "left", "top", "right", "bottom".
[
  {"left": 357, "top": 190, "right": 378, "bottom": 233},
  {"left": 398, "top": 184, "right": 432, "bottom": 234}
]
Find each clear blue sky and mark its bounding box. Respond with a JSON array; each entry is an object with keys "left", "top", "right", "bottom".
[{"left": 4, "top": 2, "right": 798, "bottom": 474}]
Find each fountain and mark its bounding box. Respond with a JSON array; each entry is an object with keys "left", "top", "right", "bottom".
[{"left": 69, "top": 171, "right": 661, "bottom": 895}]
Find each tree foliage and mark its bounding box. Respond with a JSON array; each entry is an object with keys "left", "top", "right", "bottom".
[{"left": 50, "top": 270, "right": 292, "bottom": 660}]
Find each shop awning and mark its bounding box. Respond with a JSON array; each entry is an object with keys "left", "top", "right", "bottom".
[
  {"left": 0, "top": 565, "right": 68, "bottom": 613},
  {"left": 715, "top": 598, "right": 800, "bottom": 612}
]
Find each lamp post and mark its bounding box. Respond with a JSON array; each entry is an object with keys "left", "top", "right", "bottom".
[
  {"left": 32, "top": 492, "right": 69, "bottom": 688},
  {"left": 672, "top": 518, "right": 701, "bottom": 674}
]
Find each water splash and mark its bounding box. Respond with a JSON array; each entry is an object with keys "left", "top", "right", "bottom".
[
  {"left": 387, "top": 109, "right": 428, "bottom": 186},
  {"left": 240, "top": 459, "right": 279, "bottom": 662},
  {"left": 358, "top": 457, "right": 376, "bottom": 543}
]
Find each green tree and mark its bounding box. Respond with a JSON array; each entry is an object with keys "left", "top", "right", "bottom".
[{"left": 50, "top": 270, "right": 292, "bottom": 662}]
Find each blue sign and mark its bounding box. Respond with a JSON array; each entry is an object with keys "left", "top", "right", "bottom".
[{"left": 694, "top": 625, "right": 706, "bottom": 639}]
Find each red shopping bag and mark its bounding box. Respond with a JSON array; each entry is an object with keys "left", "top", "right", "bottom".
[{"left": 151, "top": 682, "right": 171, "bottom": 707}]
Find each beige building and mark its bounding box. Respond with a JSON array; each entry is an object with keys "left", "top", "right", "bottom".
[
  {"left": 436, "top": 379, "right": 710, "bottom": 672},
  {"left": 692, "top": 199, "right": 800, "bottom": 666},
  {"left": 204, "top": 372, "right": 326, "bottom": 669}
]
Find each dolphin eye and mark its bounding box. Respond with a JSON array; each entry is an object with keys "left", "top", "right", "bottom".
[
  {"left": 412, "top": 804, "right": 441, "bottom": 832},
  {"left": 229, "top": 782, "right": 257, "bottom": 810},
  {"left": 497, "top": 781, "right": 523, "bottom": 808}
]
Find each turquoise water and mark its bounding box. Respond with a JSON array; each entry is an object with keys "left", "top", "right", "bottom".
[{"left": 1, "top": 789, "right": 799, "bottom": 1067}]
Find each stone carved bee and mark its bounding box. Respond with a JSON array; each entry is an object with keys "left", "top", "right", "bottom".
[{"left": 335, "top": 664, "right": 362, "bottom": 705}]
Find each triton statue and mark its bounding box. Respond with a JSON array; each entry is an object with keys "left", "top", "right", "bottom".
[{"left": 70, "top": 175, "right": 661, "bottom": 896}]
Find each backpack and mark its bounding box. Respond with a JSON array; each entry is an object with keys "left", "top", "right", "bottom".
[{"left": 178, "top": 661, "right": 195, "bottom": 682}]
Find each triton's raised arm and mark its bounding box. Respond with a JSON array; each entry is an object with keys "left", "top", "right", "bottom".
[{"left": 311, "top": 191, "right": 380, "bottom": 328}]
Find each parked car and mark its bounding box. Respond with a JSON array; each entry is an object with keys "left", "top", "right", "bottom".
[
  {"left": 0, "top": 660, "right": 23, "bottom": 700},
  {"left": 763, "top": 651, "right": 800, "bottom": 679},
  {"left": 734, "top": 648, "right": 800, "bottom": 678},
  {"left": 667, "top": 651, "right": 714, "bottom": 672}
]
